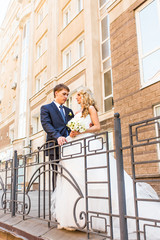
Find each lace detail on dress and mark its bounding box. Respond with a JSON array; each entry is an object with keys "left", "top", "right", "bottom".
[{"left": 74, "top": 112, "right": 92, "bottom": 129}]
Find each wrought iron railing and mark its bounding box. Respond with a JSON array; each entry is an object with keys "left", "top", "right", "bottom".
[{"left": 0, "top": 113, "right": 160, "bottom": 240}]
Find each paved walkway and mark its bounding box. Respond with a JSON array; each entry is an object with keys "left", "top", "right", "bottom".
[
  {"left": 0, "top": 189, "right": 105, "bottom": 240},
  {"left": 0, "top": 210, "right": 104, "bottom": 240}
]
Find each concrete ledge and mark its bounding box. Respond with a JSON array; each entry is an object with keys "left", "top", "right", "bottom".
[
  {"left": 0, "top": 221, "right": 44, "bottom": 240},
  {"left": 0, "top": 210, "right": 104, "bottom": 240}
]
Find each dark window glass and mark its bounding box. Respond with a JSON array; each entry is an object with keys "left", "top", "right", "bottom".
[
  {"left": 104, "top": 70, "right": 112, "bottom": 97},
  {"left": 104, "top": 97, "right": 113, "bottom": 111}
]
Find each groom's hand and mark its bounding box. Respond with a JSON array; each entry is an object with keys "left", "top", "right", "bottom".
[{"left": 57, "top": 136, "right": 67, "bottom": 146}]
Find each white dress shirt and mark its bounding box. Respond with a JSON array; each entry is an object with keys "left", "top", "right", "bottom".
[{"left": 54, "top": 101, "right": 66, "bottom": 116}]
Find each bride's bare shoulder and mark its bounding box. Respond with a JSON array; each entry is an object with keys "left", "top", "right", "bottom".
[{"left": 89, "top": 106, "right": 96, "bottom": 111}]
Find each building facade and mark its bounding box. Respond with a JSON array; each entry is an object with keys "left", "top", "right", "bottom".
[{"left": 0, "top": 0, "right": 160, "bottom": 180}]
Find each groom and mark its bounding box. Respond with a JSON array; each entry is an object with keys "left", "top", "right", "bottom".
[{"left": 40, "top": 83, "right": 74, "bottom": 188}]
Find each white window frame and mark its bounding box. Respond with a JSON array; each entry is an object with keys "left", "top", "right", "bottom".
[
  {"left": 38, "top": 9, "right": 43, "bottom": 25},
  {"left": 43, "top": 0, "right": 48, "bottom": 18},
  {"left": 101, "top": 15, "right": 110, "bottom": 64},
  {"left": 66, "top": 96, "right": 72, "bottom": 109},
  {"left": 78, "top": 37, "right": 84, "bottom": 59},
  {"left": 37, "top": 41, "right": 42, "bottom": 59},
  {"left": 37, "top": 0, "right": 48, "bottom": 26},
  {"left": 154, "top": 104, "right": 160, "bottom": 162},
  {"left": 77, "top": 0, "right": 83, "bottom": 13},
  {"left": 44, "top": 34, "right": 48, "bottom": 52},
  {"left": 32, "top": 115, "right": 41, "bottom": 134},
  {"left": 63, "top": 5, "right": 71, "bottom": 28},
  {"left": 100, "top": 14, "right": 113, "bottom": 112},
  {"left": 36, "top": 77, "right": 41, "bottom": 93},
  {"left": 99, "top": 0, "right": 107, "bottom": 8},
  {"left": 103, "top": 69, "right": 113, "bottom": 112},
  {"left": 9, "top": 124, "right": 14, "bottom": 144},
  {"left": 136, "top": 0, "right": 160, "bottom": 88},
  {"left": 43, "top": 68, "right": 47, "bottom": 83},
  {"left": 63, "top": 48, "right": 71, "bottom": 71},
  {"left": 36, "top": 33, "right": 47, "bottom": 59},
  {"left": 0, "top": 88, "right": 4, "bottom": 103},
  {"left": 99, "top": 0, "right": 117, "bottom": 9},
  {"left": 66, "top": 90, "right": 80, "bottom": 112}
]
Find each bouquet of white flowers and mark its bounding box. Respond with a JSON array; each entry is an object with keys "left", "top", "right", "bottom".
[{"left": 67, "top": 116, "right": 87, "bottom": 133}]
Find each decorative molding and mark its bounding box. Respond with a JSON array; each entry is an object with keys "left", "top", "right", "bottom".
[{"left": 19, "top": 3, "right": 32, "bottom": 28}]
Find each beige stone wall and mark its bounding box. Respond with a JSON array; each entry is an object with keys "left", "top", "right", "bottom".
[{"left": 0, "top": 0, "right": 104, "bottom": 164}]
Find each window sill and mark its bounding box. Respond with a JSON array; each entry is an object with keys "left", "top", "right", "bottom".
[
  {"left": 58, "top": 9, "right": 84, "bottom": 36},
  {"left": 35, "top": 50, "right": 47, "bottom": 62},
  {"left": 36, "top": 13, "right": 48, "bottom": 29},
  {"left": 99, "top": 109, "right": 114, "bottom": 122},
  {"left": 30, "top": 130, "right": 43, "bottom": 139},
  {"left": 99, "top": 0, "right": 121, "bottom": 11},
  {"left": 140, "top": 79, "right": 160, "bottom": 90},
  {"left": 58, "top": 56, "right": 86, "bottom": 79}
]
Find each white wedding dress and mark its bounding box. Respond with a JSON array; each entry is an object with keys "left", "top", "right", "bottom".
[{"left": 51, "top": 112, "right": 160, "bottom": 240}]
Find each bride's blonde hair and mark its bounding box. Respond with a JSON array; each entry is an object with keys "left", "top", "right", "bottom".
[{"left": 78, "top": 88, "right": 98, "bottom": 118}]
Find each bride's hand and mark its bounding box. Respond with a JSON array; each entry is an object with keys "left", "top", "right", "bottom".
[{"left": 70, "top": 131, "right": 80, "bottom": 138}]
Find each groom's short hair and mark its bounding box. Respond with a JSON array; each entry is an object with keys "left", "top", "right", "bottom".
[{"left": 53, "top": 84, "right": 70, "bottom": 97}]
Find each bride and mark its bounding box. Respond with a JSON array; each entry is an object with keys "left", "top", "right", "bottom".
[{"left": 51, "top": 88, "right": 160, "bottom": 240}]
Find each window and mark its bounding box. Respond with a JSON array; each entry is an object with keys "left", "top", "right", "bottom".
[
  {"left": 100, "top": 15, "right": 113, "bottom": 112},
  {"left": 44, "top": 68, "right": 47, "bottom": 83},
  {"left": 35, "top": 68, "right": 47, "bottom": 93},
  {"left": 104, "top": 70, "right": 113, "bottom": 111},
  {"left": 101, "top": 15, "right": 110, "bottom": 60},
  {"left": 37, "top": 0, "right": 48, "bottom": 26},
  {"left": 77, "top": 0, "right": 83, "bottom": 12},
  {"left": 37, "top": 42, "right": 42, "bottom": 58},
  {"left": 0, "top": 88, "right": 4, "bottom": 103},
  {"left": 136, "top": 0, "right": 160, "bottom": 87},
  {"left": 78, "top": 38, "right": 84, "bottom": 59},
  {"left": 38, "top": 9, "right": 43, "bottom": 25},
  {"left": 36, "top": 33, "right": 48, "bottom": 59},
  {"left": 63, "top": 5, "right": 71, "bottom": 28},
  {"left": 99, "top": 0, "right": 116, "bottom": 8},
  {"left": 154, "top": 104, "right": 160, "bottom": 161},
  {"left": 66, "top": 96, "right": 72, "bottom": 109},
  {"left": 43, "top": 0, "right": 48, "bottom": 18},
  {"left": 99, "top": 0, "right": 107, "bottom": 7},
  {"left": 9, "top": 125, "right": 14, "bottom": 144},
  {"left": 32, "top": 115, "right": 41, "bottom": 134},
  {"left": 36, "top": 78, "right": 41, "bottom": 92},
  {"left": 18, "top": 20, "right": 30, "bottom": 138},
  {"left": 66, "top": 91, "right": 80, "bottom": 112},
  {"left": 23, "top": 24, "right": 26, "bottom": 39},
  {"left": 63, "top": 49, "right": 71, "bottom": 70},
  {"left": 44, "top": 34, "right": 48, "bottom": 51},
  {"left": 12, "top": 71, "right": 18, "bottom": 90}
]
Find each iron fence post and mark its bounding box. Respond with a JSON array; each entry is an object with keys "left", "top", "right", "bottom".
[
  {"left": 11, "top": 150, "right": 18, "bottom": 217},
  {"left": 23, "top": 156, "right": 26, "bottom": 220},
  {"left": 4, "top": 161, "right": 8, "bottom": 213},
  {"left": 114, "top": 113, "right": 128, "bottom": 240}
]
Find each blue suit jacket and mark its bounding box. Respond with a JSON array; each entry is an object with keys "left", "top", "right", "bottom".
[{"left": 40, "top": 102, "right": 74, "bottom": 143}]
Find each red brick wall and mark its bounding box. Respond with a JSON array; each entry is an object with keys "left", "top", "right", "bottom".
[{"left": 110, "top": 0, "right": 160, "bottom": 176}]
